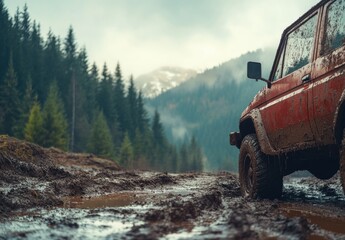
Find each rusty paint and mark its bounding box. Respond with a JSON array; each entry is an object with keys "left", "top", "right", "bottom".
[
  {"left": 239, "top": 109, "right": 275, "bottom": 155},
  {"left": 233, "top": 0, "right": 345, "bottom": 162}
]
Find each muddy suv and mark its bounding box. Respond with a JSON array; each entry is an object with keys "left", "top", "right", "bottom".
[{"left": 230, "top": 0, "right": 345, "bottom": 199}]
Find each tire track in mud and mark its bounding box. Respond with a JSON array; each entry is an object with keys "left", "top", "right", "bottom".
[
  {"left": 1, "top": 171, "right": 345, "bottom": 239},
  {"left": 1, "top": 136, "right": 345, "bottom": 239}
]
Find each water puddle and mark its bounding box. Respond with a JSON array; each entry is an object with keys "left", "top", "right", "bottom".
[
  {"left": 1, "top": 193, "right": 151, "bottom": 240},
  {"left": 280, "top": 204, "right": 345, "bottom": 235},
  {"left": 0, "top": 208, "right": 145, "bottom": 239},
  {"left": 63, "top": 192, "right": 143, "bottom": 209}
]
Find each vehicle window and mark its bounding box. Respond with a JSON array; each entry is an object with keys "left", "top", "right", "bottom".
[
  {"left": 322, "top": 0, "right": 345, "bottom": 54},
  {"left": 282, "top": 15, "right": 317, "bottom": 77},
  {"left": 273, "top": 50, "right": 284, "bottom": 81}
]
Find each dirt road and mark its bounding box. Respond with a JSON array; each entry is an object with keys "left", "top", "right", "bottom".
[{"left": 1, "top": 136, "right": 345, "bottom": 239}]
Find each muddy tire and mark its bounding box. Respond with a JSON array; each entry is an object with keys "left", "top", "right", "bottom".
[
  {"left": 340, "top": 130, "right": 345, "bottom": 195},
  {"left": 239, "top": 134, "right": 282, "bottom": 199}
]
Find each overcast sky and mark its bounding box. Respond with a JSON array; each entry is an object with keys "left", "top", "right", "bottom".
[{"left": 4, "top": 0, "right": 320, "bottom": 78}]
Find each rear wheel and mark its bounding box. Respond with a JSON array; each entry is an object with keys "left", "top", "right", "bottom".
[
  {"left": 239, "top": 134, "right": 282, "bottom": 199},
  {"left": 340, "top": 130, "right": 345, "bottom": 195}
]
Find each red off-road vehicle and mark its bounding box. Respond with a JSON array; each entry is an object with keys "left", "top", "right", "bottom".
[{"left": 230, "top": 0, "right": 345, "bottom": 199}]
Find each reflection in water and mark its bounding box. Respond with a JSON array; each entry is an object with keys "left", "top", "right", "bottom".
[
  {"left": 63, "top": 192, "right": 141, "bottom": 209},
  {"left": 0, "top": 206, "right": 146, "bottom": 239},
  {"left": 280, "top": 204, "right": 345, "bottom": 234}
]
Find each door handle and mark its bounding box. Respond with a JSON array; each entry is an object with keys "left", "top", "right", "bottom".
[{"left": 302, "top": 74, "right": 311, "bottom": 83}]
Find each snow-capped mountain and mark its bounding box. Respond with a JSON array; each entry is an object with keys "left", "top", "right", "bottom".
[{"left": 134, "top": 66, "right": 197, "bottom": 98}]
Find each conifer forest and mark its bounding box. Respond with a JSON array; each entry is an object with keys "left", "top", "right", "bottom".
[{"left": 0, "top": 1, "right": 203, "bottom": 172}]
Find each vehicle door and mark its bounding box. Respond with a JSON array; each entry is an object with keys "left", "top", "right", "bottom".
[
  {"left": 259, "top": 11, "right": 319, "bottom": 150},
  {"left": 311, "top": 0, "right": 345, "bottom": 144}
]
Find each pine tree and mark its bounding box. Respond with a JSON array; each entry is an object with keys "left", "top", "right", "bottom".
[
  {"left": 77, "top": 48, "right": 91, "bottom": 112},
  {"left": 137, "top": 91, "right": 149, "bottom": 132},
  {"left": 119, "top": 132, "right": 134, "bottom": 169},
  {"left": 152, "top": 109, "right": 166, "bottom": 147},
  {"left": 150, "top": 109, "right": 168, "bottom": 170},
  {"left": 24, "top": 101, "right": 44, "bottom": 144},
  {"left": 127, "top": 75, "right": 137, "bottom": 139},
  {"left": 63, "top": 26, "right": 78, "bottom": 150},
  {"left": 29, "top": 21, "right": 44, "bottom": 102},
  {"left": 13, "top": 77, "right": 35, "bottom": 138},
  {"left": 16, "top": 4, "right": 32, "bottom": 93},
  {"left": 41, "top": 82, "right": 68, "bottom": 150},
  {"left": 88, "top": 111, "right": 114, "bottom": 159},
  {"left": 64, "top": 26, "right": 77, "bottom": 67},
  {"left": 135, "top": 91, "right": 152, "bottom": 166},
  {"left": 97, "top": 63, "right": 113, "bottom": 121},
  {"left": 0, "top": 0, "right": 11, "bottom": 83},
  {"left": 0, "top": 55, "right": 20, "bottom": 135},
  {"left": 113, "top": 63, "right": 128, "bottom": 133},
  {"left": 20, "top": 4, "right": 30, "bottom": 43},
  {"left": 43, "top": 30, "right": 62, "bottom": 102},
  {"left": 10, "top": 7, "right": 23, "bottom": 91},
  {"left": 71, "top": 47, "right": 91, "bottom": 152},
  {"left": 87, "top": 63, "right": 99, "bottom": 121}
]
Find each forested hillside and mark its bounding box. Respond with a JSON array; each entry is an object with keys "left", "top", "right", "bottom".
[
  {"left": 149, "top": 49, "right": 276, "bottom": 171},
  {"left": 0, "top": 1, "right": 203, "bottom": 172}
]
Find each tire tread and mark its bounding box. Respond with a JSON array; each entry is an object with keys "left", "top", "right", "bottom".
[{"left": 239, "top": 134, "right": 282, "bottom": 199}]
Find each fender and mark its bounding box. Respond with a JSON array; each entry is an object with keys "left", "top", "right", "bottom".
[
  {"left": 333, "top": 89, "right": 345, "bottom": 144},
  {"left": 240, "top": 109, "right": 278, "bottom": 155}
]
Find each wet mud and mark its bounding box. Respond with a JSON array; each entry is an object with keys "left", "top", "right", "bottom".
[{"left": 1, "top": 136, "right": 345, "bottom": 239}]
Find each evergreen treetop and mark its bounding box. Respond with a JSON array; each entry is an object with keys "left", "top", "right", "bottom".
[{"left": 0, "top": 2, "right": 204, "bottom": 173}]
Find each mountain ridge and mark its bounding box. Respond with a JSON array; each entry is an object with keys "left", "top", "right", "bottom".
[
  {"left": 148, "top": 48, "right": 276, "bottom": 171},
  {"left": 134, "top": 66, "right": 198, "bottom": 98}
]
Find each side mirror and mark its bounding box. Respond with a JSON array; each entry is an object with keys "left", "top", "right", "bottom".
[
  {"left": 247, "top": 62, "right": 262, "bottom": 80},
  {"left": 247, "top": 61, "right": 271, "bottom": 88}
]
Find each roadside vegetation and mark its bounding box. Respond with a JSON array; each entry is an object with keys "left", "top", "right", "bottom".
[{"left": 0, "top": 1, "right": 203, "bottom": 172}]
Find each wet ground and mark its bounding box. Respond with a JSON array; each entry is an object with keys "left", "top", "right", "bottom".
[{"left": 1, "top": 136, "right": 345, "bottom": 239}]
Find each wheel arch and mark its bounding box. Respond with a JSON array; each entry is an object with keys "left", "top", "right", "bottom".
[
  {"left": 239, "top": 109, "right": 278, "bottom": 155},
  {"left": 334, "top": 90, "right": 345, "bottom": 144},
  {"left": 239, "top": 118, "right": 256, "bottom": 139}
]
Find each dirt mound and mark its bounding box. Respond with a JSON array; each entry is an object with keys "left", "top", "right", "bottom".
[
  {"left": 0, "top": 136, "right": 122, "bottom": 215},
  {"left": 0, "top": 135, "right": 52, "bottom": 165},
  {"left": 0, "top": 135, "right": 121, "bottom": 172},
  {"left": 49, "top": 148, "right": 121, "bottom": 171},
  {"left": 0, "top": 136, "right": 70, "bottom": 180},
  {"left": 0, "top": 136, "right": 183, "bottom": 217}
]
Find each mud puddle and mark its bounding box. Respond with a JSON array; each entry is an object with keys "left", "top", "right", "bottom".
[
  {"left": 63, "top": 192, "right": 144, "bottom": 209},
  {"left": 2, "top": 158, "right": 345, "bottom": 240},
  {"left": 0, "top": 174, "right": 226, "bottom": 239},
  {"left": 280, "top": 203, "right": 345, "bottom": 235},
  {"left": 3, "top": 137, "right": 345, "bottom": 239},
  {"left": 0, "top": 207, "right": 147, "bottom": 239},
  {"left": 1, "top": 191, "right": 155, "bottom": 239}
]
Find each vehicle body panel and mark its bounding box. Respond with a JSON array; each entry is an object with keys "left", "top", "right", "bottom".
[
  {"left": 260, "top": 64, "right": 314, "bottom": 150},
  {"left": 231, "top": 0, "right": 345, "bottom": 158},
  {"left": 312, "top": 46, "right": 345, "bottom": 144}
]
